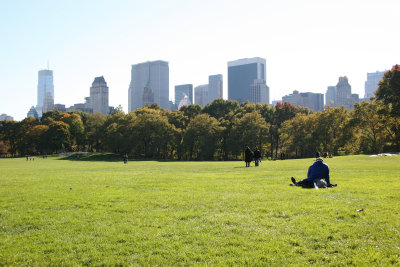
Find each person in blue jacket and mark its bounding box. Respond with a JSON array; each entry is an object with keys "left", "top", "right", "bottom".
[{"left": 291, "top": 152, "right": 335, "bottom": 188}]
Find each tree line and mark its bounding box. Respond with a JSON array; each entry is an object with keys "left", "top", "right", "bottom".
[{"left": 1, "top": 66, "right": 399, "bottom": 160}]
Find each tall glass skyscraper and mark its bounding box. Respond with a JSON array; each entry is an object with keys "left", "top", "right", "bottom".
[
  {"left": 364, "top": 71, "right": 385, "bottom": 98},
  {"left": 37, "top": 69, "right": 54, "bottom": 117},
  {"left": 175, "top": 84, "right": 193, "bottom": 108},
  {"left": 228, "top": 57, "right": 267, "bottom": 103},
  {"left": 128, "top": 60, "right": 169, "bottom": 111},
  {"left": 208, "top": 74, "right": 223, "bottom": 103}
]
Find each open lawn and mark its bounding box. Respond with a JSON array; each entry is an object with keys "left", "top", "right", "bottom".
[{"left": 1, "top": 155, "right": 399, "bottom": 265}]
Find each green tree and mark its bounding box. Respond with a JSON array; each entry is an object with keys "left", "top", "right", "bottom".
[
  {"left": 375, "top": 65, "right": 400, "bottom": 117},
  {"left": 351, "top": 101, "right": 385, "bottom": 153},
  {"left": 228, "top": 112, "right": 269, "bottom": 158},
  {"left": 61, "top": 113, "right": 85, "bottom": 150},
  {"left": 183, "top": 114, "right": 222, "bottom": 160},
  {"left": 85, "top": 113, "right": 107, "bottom": 152},
  {"left": 46, "top": 120, "right": 71, "bottom": 153}
]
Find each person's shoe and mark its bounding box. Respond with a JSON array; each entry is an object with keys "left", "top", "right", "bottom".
[
  {"left": 291, "top": 177, "right": 297, "bottom": 185},
  {"left": 327, "top": 183, "right": 337, "bottom": 187}
]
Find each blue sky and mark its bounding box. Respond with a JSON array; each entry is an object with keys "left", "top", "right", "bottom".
[{"left": 1, "top": 0, "right": 399, "bottom": 120}]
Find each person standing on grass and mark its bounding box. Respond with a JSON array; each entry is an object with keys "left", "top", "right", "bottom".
[
  {"left": 291, "top": 152, "right": 336, "bottom": 188},
  {"left": 123, "top": 154, "right": 128, "bottom": 164},
  {"left": 244, "top": 146, "right": 253, "bottom": 167},
  {"left": 254, "top": 147, "right": 261, "bottom": 166}
]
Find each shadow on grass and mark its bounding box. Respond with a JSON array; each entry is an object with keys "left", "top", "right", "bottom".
[
  {"left": 57, "top": 152, "right": 179, "bottom": 162},
  {"left": 57, "top": 153, "right": 123, "bottom": 162}
]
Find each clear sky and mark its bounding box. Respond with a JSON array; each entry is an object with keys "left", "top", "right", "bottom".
[{"left": 1, "top": 0, "right": 399, "bottom": 121}]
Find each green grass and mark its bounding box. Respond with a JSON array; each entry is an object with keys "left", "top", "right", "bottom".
[{"left": 1, "top": 155, "right": 399, "bottom": 265}]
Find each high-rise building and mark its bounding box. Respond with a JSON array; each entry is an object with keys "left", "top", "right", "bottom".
[
  {"left": 175, "top": 84, "right": 193, "bottom": 108},
  {"left": 36, "top": 69, "right": 54, "bottom": 117},
  {"left": 250, "top": 79, "right": 269, "bottom": 104},
  {"left": 194, "top": 84, "right": 209, "bottom": 107},
  {"left": 282, "top": 90, "right": 323, "bottom": 111},
  {"left": 335, "top": 76, "right": 354, "bottom": 109},
  {"left": 208, "top": 74, "right": 223, "bottom": 103},
  {"left": 282, "top": 90, "right": 302, "bottom": 106},
  {"left": 364, "top": 70, "right": 386, "bottom": 98},
  {"left": 300, "top": 92, "right": 324, "bottom": 111},
  {"left": 27, "top": 106, "right": 39, "bottom": 119},
  {"left": 42, "top": 92, "right": 54, "bottom": 114},
  {"left": 228, "top": 57, "right": 267, "bottom": 103},
  {"left": 325, "top": 86, "right": 336, "bottom": 106},
  {"left": 90, "top": 76, "right": 109, "bottom": 114},
  {"left": 128, "top": 60, "right": 169, "bottom": 111}
]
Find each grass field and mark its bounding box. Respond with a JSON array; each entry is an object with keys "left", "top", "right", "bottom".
[{"left": 1, "top": 155, "right": 399, "bottom": 265}]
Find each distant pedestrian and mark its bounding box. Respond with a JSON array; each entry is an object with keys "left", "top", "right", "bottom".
[
  {"left": 254, "top": 147, "right": 261, "bottom": 167},
  {"left": 244, "top": 146, "right": 253, "bottom": 167},
  {"left": 123, "top": 154, "right": 128, "bottom": 164}
]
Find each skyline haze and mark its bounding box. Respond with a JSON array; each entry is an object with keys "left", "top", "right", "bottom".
[{"left": 0, "top": 0, "right": 399, "bottom": 120}]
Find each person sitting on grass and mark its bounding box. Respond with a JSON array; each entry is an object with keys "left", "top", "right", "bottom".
[{"left": 291, "top": 152, "right": 337, "bottom": 188}]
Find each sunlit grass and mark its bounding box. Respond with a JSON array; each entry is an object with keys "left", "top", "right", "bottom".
[{"left": 0, "top": 155, "right": 399, "bottom": 265}]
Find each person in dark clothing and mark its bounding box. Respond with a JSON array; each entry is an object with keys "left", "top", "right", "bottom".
[
  {"left": 123, "top": 154, "right": 128, "bottom": 164},
  {"left": 291, "top": 152, "right": 336, "bottom": 188},
  {"left": 244, "top": 146, "right": 253, "bottom": 167},
  {"left": 253, "top": 147, "right": 261, "bottom": 166}
]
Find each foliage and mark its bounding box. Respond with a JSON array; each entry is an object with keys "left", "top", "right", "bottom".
[
  {"left": 1, "top": 96, "right": 399, "bottom": 158},
  {"left": 375, "top": 65, "right": 400, "bottom": 117}
]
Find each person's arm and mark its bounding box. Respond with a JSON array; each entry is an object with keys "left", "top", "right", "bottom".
[
  {"left": 326, "top": 166, "right": 330, "bottom": 184},
  {"left": 307, "top": 165, "right": 312, "bottom": 181}
]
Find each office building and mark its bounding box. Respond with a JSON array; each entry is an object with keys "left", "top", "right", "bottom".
[
  {"left": 175, "top": 84, "right": 193, "bottom": 108},
  {"left": 282, "top": 90, "right": 323, "bottom": 111},
  {"left": 128, "top": 60, "right": 169, "bottom": 111},
  {"left": 0, "top": 113, "right": 14, "bottom": 121},
  {"left": 364, "top": 70, "right": 385, "bottom": 98},
  {"left": 300, "top": 92, "right": 324, "bottom": 111},
  {"left": 194, "top": 84, "right": 209, "bottom": 107},
  {"left": 335, "top": 76, "right": 354, "bottom": 109},
  {"left": 325, "top": 86, "right": 336, "bottom": 106},
  {"left": 282, "top": 90, "right": 302, "bottom": 106},
  {"left": 27, "top": 106, "right": 39, "bottom": 119},
  {"left": 42, "top": 92, "right": 54, "bottom": 114},
  {"left": 90, "top": 76, "right": 109, "bottom": 114},
  {"left": 36, "top": 69, "right": 54, "bottom": 117},
  {"left": 54, "top": 104, "right": 67, "bottom": 113},
  {"left": 208, "top": 74, "right": 223, "bottom": 103},
  {"left": 228, "top": 57, "right": 267, "bottom": 103},
  {"left": 250, "top": 79, "right": 269, "bottom": 104}
]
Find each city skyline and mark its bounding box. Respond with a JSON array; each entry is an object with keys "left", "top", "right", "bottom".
[{"left": 1, "top": 0, "right": 399, "bottom": 120}]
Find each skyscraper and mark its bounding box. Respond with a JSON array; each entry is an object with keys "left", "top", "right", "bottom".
[
  {"left": 208, "top": 74, "right": 223, "bottom": 103},
  {"left": 90, "top": 76, "right": 109, "bottom": 114},
  {"left": 194, "top": 84, "right": 209, "bottom": 107},
  {"left": 325, "top": 86, "right": 336, "bottom": 106},
  {"left": 364, "top": 70, "right": 386, "bottom": 98},
  {"left": 128, "top": 60, "right": 169, "bottom": 111},
  {"left": 36, "top": 69, "right": 54, "bottom": 117},
  {"left": 250, "top": 79, "right": 269, "bottom": 104},
  {"left": 228, "top": 57, "right": 267, "bottom": 103},
  {"left": 335, "top": 76, "right": 354, "bottom": 109},
  {"left": 175, "top": 84, "right": 193, "bottom": 108}
]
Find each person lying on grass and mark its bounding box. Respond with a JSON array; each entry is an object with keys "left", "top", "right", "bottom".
[{"left": 290, "top": 152, "right": 337, "bottom": 188}]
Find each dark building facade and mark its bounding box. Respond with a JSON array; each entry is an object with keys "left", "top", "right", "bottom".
[{"left": 228, "top": 58, "right": 267, "bottom": 103}]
